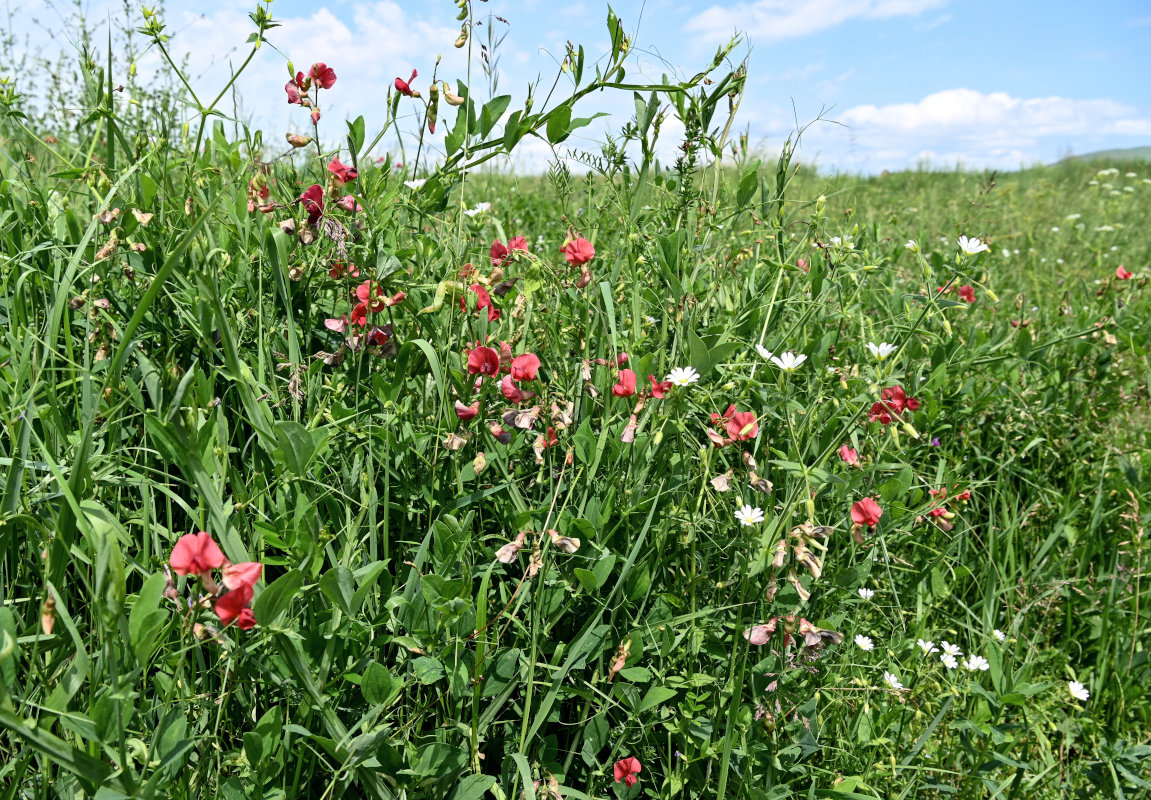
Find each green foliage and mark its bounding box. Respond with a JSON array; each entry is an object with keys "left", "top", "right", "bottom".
[{"left": 0, "top": 2, "right": 1148, "bottom": 799}]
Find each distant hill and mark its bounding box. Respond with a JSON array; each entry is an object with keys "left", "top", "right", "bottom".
[{"left": 1058, "top": 146, "right": 1151, "bottom": 163}]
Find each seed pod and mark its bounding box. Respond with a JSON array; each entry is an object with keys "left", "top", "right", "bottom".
[
  {"left": 454, "top": 23, "right": 468, "bottom": 48},
  {"left": 442, "top": 82, "right": 465, "bottom": 106},
  {"left": 286, "top": 132, "right": 313, "bottom": 148},
  {"left": 427, "top": 83, "right": 439, "bottom": 134}
]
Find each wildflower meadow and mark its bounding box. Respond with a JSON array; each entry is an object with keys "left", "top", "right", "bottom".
[{"left": 0, "top": 2, "right": 1148, "bottom": 798}]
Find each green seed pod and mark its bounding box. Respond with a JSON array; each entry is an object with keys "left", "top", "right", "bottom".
[
  {"left": 427, "top": 83, "right": 439, "bottom": 134},
  {"left": 454, "top": 24, "right": 468, "bottom": 48},
  {"left": 442, "top": 82, "right": 465, "bottom": 106}
]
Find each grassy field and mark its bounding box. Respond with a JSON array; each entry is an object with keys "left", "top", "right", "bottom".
[{"left": 0, "top": 4, "right": 1149, "bottom": 799}]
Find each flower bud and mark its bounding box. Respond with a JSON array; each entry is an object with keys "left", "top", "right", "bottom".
[{"left": 286, "top": 133, "right": 313, "bottom": 148}]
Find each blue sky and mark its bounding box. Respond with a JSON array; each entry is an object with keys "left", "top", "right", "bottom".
[{"left": 12, "top": 0, "right": 1151, "bottom": 172}]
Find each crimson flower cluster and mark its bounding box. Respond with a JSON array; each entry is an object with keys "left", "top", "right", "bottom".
[
  {"left": 867, "top": 385, "right": 920, "bottom": 425},
  {"left": 285, "top": 62, "right": 337, "bottom": 124},
  {"left": 168, "top": 532, "right": 262, "bottom": 630}
]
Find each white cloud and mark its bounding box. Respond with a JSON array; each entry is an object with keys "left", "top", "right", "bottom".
[
  {"left": 785, "top": 89, "right": 1151, "bottom": 172},
  {"left": 685, "top": 0, "right": 948, "bottom": 45}
]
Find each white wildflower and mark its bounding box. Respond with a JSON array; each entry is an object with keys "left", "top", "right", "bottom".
[
  {"left": 866, "top": 342, "right": 897, "bottom": 361},
  {"left": 941, "top": 641, "right": 962, "bottom": 657},
  {"left": 734, "top": 505, "right": 764, "bottom": 526},
  {"left": 855, "top": 635, "right": 874, "bottom": 651},
  {"left": 883, "top": 671, "right": 905, "bottom": 690},
  {"left": 666, "top": 367, "right": 700, "bottom": 386},
  {"left": 917, "top": 639, "right": 939, "bottom": 654},
  {"left": 963, "top": 655, "right": 990, "bottom": 672},
  {"left": 940, "top": 653, "right": 958, "bottom": 670},
  {"left": 1068, "top": 681, "right": 1090, "bottom": 701},
  {"left": 770, "top": 352, "right": 807, "bottom": 372},
  {"left": 403, "top": 179, "right": 426, "bottom": 190},
  {"left": 858, "top": 587, "right": 875, "bottom": 601},
  {"left": 958, "top": 235, "right": 989, "bottom": 255}
]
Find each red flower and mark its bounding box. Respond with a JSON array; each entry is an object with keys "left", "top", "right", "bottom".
[
  {"left": 868, "top": 401, "right": 892, "bottom": 425},
  {"left": 366, "top": 326, "right": 390, "bottom": 347},
  {"left": 648, "top": 375, "right": 672, "bottom": 398},
  {"left": 725, "top": 409, "right": 758, "bottom": 441},
  {"left": 850, "top": 497, "right": 883, "bottom": 528},
  {"left": 839, "top": 445, "right": 859, "bottom": 466},
  {"left": 612, "top": 369, "right": 637, "bottom": 398},
  {"left": 955, "top": 489, "right": 971, "bottom": 502},
  {"left": 222, "top": 561, "right": 262, "bottom": 591},
  {"left": 355, "top": 281, "right": 386, "bottom": 312},
  {"left": 500, "top": 374, "right": 536, "bottom": 404},
  {"left": 490, "top": 235, "right": 529, "bottom": 266},
  {"left": 467, "top": 346, "right": 500, "bottom": 376},
  {"left": 461, "top": 284, "right": 500, "bottom": 322},
  {"left": 929, "top": 506, "right": 948, "bottom": 518},
  {"left": 170, "top": 532, "right": 225, "bottom": 577},
  {"left": 300, "top": 184, "right": 324, "bottom": 224},
  {"left": 455, "top": 400, "right": 480, "bottom": 421},
  {"left": 957, "top": 285, "right": 976, "bottom": 303},
  {"left": 308, "top": 62, "right": 337, "bottom": 89},
  {"left": 329, "top": 261, "right": 360, "bottom": 280},
  {"left": 871, "top": 385, "right": 920, "bottom": 424},
  {"left": 350, "top": 303, "right": 369, "bottom": 327},
  {"left": 543, "top": 427, "right": 558, "bottom": 448},
  {"left": 711, "top": 404, "right": 737, "bottom": 426},
  {"left": 563, "top": 237, "right": 595, "bottom": 265},
  {"left": 510, "top": 353, "right": 541, "bottom": 382},
  {"left": 285, "top": 71, "right": 306, "bottom": 105},
  {"left": 328, "top": 158, "right": 358, "bottom": 184},
  {"left": 394, "top": 69, "right": 418, "bottom": 97},
  {"left": 1116, "top": 265, "right": 1133, "bottom": 280},
  {"left": 614, "top": 756, "right": 642, "bottom": 787},
  {"left": 337, "top": 195, "right": 362, "bottom": 212},
  {"left": 214, "top": 584, "right": 255, "bottom": 628}
]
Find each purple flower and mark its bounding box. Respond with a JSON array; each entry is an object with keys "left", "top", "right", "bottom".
[{"left": 930, "top": 437, "right": 941, "bottom": 447}]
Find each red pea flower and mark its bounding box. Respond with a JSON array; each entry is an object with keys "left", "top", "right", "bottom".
[
  {"left": 366, "top": 326, "right": 390, "bottom": 347},
  {"left": 501, "top": 374, "right": 537, "bottom": 404},
  {"left": 614, "top": 757, "right": 642, "bottom": 787},
  {"left": 170, "top": 532, "right": 226, "bottom": 577},
  {"left": 563, "top": 237, "right": 595, "bottom": 266},
  {"left": 300, "top": 184, "right": 325, "bottom": 224},
  {"left": 1116, "top": 265, "right": 1133, "bottom": 280},
  {"left": 336, "top": 195, "right": 362, "bottom": 212},
  {"left": 612, "top": 369, "right": 637, "bottom": 398},
  {"left": 308, "top": 62, "right": 337, "bottom": 89},
  {"left": 355, "top": 281, "right": 386, "bottom": 312},
  {"left": 510, "top": 353, "right": 541, "bottom": 382},
  {"left": 329, "top": 261, "right": 360, "bottom": 280},
  {"left": 214, "top": 584, "right": 256, "bottom": 629},
  {"left": 285, "top": 71, "right": 306, "bottom": 105},
  {"left": 490, "top": 235, "right": 530, "bottom": 266},
  {"left": 461, "top": 284, "right": 500, "bottom": 322},
  {"left": 851, "top": 497, "right": 883, "bottom": 528},
  {"left": 957, "top": 285, "right": 976, "bottom": 303},
  {"left": 839, "top": 445, "right": 859, "bottom": 466},
  {"left": 350, "top": 303, "right": 369, "bottom": 327},
  {"left": 395, "top": 68, "right": 418, "bottom": 97},
  {"left": 455, "top": 400, "right": 480, "bottom": 421},
  {"left": 467, "top": 346, "right": 501, "bottom": 376},
  {"left": 868, "top": 402, "right": 893, "bottom": 425},
  {"left": 648, "top": 375, "right": 672, "bottom": 398},
  {"left": 725, "top": 409, "right": 758, "bottom": 441},
  {"left": 221, "top": 561, "right": 262, "bottom": 591},
  {"left": 328, "top": 158, "right": 358, "bottom": 184}
]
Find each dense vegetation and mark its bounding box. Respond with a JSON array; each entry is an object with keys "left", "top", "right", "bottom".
[{"left": 0, "top": 3, "right": 1148, "bottom": 798}]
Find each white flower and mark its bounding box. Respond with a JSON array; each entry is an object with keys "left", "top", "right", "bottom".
[
  {"left": 463, "top": 202, "right": 492, "bottom": 217},
  {"left": 734, "top": 505, "right": 764, "bottom": 526},
  {"left": 754, "top": 344, "right": 773, "bottom": 361},
  {"left": 905, "top": 239, "right": 919, "bottom": 252},
  {"left": 403, "top": 178, "right": 426, "bottom": 190},
  {"left": 940, "top": 653, "right": 958, "bottom": 670},
  {"left": 644, "top": 315, "right": 658, "bottom": 326},
  {"left": 854, "top": 635, "right": 874, "bottom": 651},
  {"left": 770, "top": 351, "right": 807, "bottom": 372},
  {"left": 883, "top": 671, "right": 905, "bottom": 690},
  {"left": 666, "top": 366, "right": 700, "bottom": 386},
  {"left": 1068, "top": 681, "right": 1090, "bottom": 701},
  {"left": 1066, "top": 213, "right": 1081, "bottom": 220},
  {"left": 917, "top": 639, "right": 939, "bottom": 654},
  {"left": 993, "top": 629, "right": 1006, "bottom": 642},
  {"left": 866, "top": 342, "right": 897, "bottom": 361},
  {"left": 963, "top": 655, "right": 990, "bottom": 672},
  {"left": 941, "top": 641, "right": 962, "bottom": 657},
  {"left": 858, "top": 587, "right": 875, "bottom": 601},
  {"left": 958, "top": 235, "right": 989, "bottom": 255},
  {"left": 1050, "top": 226, "right": 1059, "bottom": 232}
]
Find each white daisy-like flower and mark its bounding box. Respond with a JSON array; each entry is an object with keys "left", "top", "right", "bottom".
[
  {"left": 917, "top": 639, "right": 939, "bottom": 654},
  {"left": 855, "top": 635, "right": 874, "bottom": 651},
  {"left": 754, "top": 344, "right": 773, "bottom": 360},
  {"left": 463, "top": 202, "right": 492, "bottom": 217},
  {"left": 858, "top": 587, "right": 875, "bottom": 601},
  {"left": 866, "top": 342, "right": 897, "bottom": 361},
  {"left": 905, "top": 239, "right": 919, "bottom": 252},
  {"left": 883, "top": 671, "right": 905, "bottom": 690},
  {"left": 958, "top": 235, "right": 989, "bottom": 255},
  {"left": 644, "top": 315, "right": 658, "bottom": 326},
  {"left": 1068, "top": 681, "right": 1090, "bottom": 701},
  {"left": 940, "top": 653, "right": 958, "bottom": 670},
  {"left": 665, "top": 366, "right": 700, "bottom": 386},
  {"left": 770, "top": 351, "right": 807, "bottom": 372},
  {"left": 993, "top": 629, "right": 1006, "bottom": 642},
  {"left": 403, "top": 178, "right": 426, "bottom": 190},
  {"left": 734, "top": 505, "right": 764, "bottom": 526},
  {"left": 941, "top": 641, "right": 962, "bottom": 657},
  {"left": 963, "top": 655, "right": 990, "bottom": 672}
]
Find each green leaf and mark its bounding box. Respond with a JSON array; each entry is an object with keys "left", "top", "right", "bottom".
[
  {"left": 274, "top": 420, "right": 317, "bottom": 476},
  {"left": 546, "top": 104, "right": 573, "bottom": 144},
  {"left": 128, "top": 572, "right": 168, "bottom": 663},
  {"left": 736, "top": 165, "right": 759, "bottom": 207},
  {"left": 319, "top": 566, "right": 354, "bottom": 615},
  {"left": 362, "top": 661, "right": 397, "bottom": 706},
  {"left": 253, "top": 570, "right": 304, "bottom": 625},
  {"left": 347, "top": 114, "right": 366, "bottom": 156},
  {"left": 573, "top": 568, "right": 599, "bottom": 592},
  {"left": 479, "top": 95, "right": 511, "bottom": 137},
  {"left": 637, "top": 685, "right": 677, "bottom": 713},
  {"left": 448, "top": 774, "right": 497, "bottom": 800}
]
